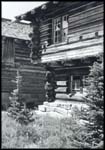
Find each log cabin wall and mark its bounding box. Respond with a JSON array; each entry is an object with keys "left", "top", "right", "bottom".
[
  {"left": 2, "top": 19, "right": 46, "bottom": 109},
  {"left": 38, "top": 1, "right": 103, "bottom": 48},
  {"left": 16, "top": 1, "right": 103, "bottom": 102},
  {"left": 40, "top": 1, "right": 103, "bottom": 102}
]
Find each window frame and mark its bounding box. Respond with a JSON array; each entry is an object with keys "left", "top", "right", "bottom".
[
  {"left": 53, "top": 14, "right": 68, "bottom": 44},
  {"left": 67, "top": 75, "right": 88, "bottom": 94}
]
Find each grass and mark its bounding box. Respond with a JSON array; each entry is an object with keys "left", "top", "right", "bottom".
[{"left": 2, "top": 110, "right": 89, "bottom": 149}]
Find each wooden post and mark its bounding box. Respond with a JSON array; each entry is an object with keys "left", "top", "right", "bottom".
[
  {"left": 66, "top": 75, "right": 70, "bottom": 94},
  {"left": 80, "top": 76, "right": 83, "bottom": 93},
  {"left": 45, "top": 66, "right": 57, "bottom": 102},
  {"left": 70, "top": 75, "right": 73, "bottom": 93}
]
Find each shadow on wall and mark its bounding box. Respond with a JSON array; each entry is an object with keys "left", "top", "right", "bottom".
[
  {"left": 1, "top": 92, "right": 42, "bottom": 111},
  {"left": 2, "top": 92, "right": 10, "bottom": 110}
]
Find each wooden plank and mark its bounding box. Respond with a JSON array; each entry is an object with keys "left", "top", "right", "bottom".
[
  {"left": 56, "top": 93, "right": 70, "bottom": 100},
  {"left": 15, "top": 53, "right": 30, "bottom": 58},
  {"left": 98, "top": 30, "right": 104, "bottom": 36},
  {"left": 41, "top": 44, "right": 103, "bottom": 63},
  {"left": 55, "top": 87, "right": 67, "bottom": 93},
  {"left": 40, "top": 33, "right": 50, "bottom": 38},
  {"left": 21, "top": 81, "right": 45, "bottom": 85},
  {"left": 68, "top": 16, "right": 103, "bottom": 30},
  {"left": 57, "top": 81, "right": 66, "bottom": 86},
  {"left": 68, "top": 2, "right": 103, "bottom": 17},
  {"left": 68, "top": 5, "right": 103, "bottom": 23},
  {"left": 40, "top": 23, "right": 52, "bottom": 30},
  {"left": 15, "top": 57, "right": 30, "bottom": 61},
  {"left": 68, "top": 22, "right": 103, "bottom": 35},
  {"left": 82, "top": 32, "right": 96, "bottom": 40},
  {"left": 70, "top": 75, "right": 73, "bottom": 93},
  {"left": 69, "top": 11, "right": 103, "bottom": 26},
  {"left": 40, "top": 37, "right": 51, "bottom": 42},
  {"left": 43, "top": 37, "right": 103, "bottom": 54},
  {"left": 15, "top": 48, "right": 30, "bottom": 53},
  {"left": 68, "top": 31, "right": 97, "bottom": 43}
]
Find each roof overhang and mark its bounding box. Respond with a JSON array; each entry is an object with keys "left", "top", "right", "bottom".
[{"left": 15, "top": 2, "right": 50, "bottom": 22}]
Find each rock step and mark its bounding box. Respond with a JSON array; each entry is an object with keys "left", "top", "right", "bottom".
[
  {"left": 38, "top": 104, "right": 72, "bottom": 116},
  {"left": 43, "top": 101, "right": 73, "bottom": 109},
  {"left": 43, "top": 100, "right": 88, "bottom": 110},
  {"left": 54, "top": 107, "right": 72, "bottom": 116}
]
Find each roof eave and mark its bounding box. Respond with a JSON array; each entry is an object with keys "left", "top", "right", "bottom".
[{"left": 15, "top": 1, "right": 49, "bottom": 22}]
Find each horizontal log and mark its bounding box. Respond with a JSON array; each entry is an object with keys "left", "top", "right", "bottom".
[
  {"left": 20, "top": 71, "right": 45, "bottom": 76},
  {"left": 21, "top": 89, "right": 45, "bottom": 93},
  {"left": 69, "top": 12, "right": 103, "bottom": 29},
  {"left": 68, "top": 4, "right": 103, "bottom": 23},
  {"left": 40, "top": 30, "right": 50, "bottom": 36},
  {"left": 15, "top": 46, "right": 30, "bottom": 51},
  {"left": 55, "top": 87, "right": 67, "bottom": 93},
  {"left": 21, "top": 81, "right": 45, "bottom": 85},
  {"left": 40, "top": 23, "right": 52, "bottom": 31},
  {"left": 68, "top": 36, "right": 80, "bottom": 43},
  {"left": 68, "top": 1, "right": 102, "bottom": 17},
  {"left": 15, "top": 45, "right": 29, "bottom": 50},
  {"left": 57, "top": 81, "right": 66, "bottom": 86},
  {"left": 15, "top": 49, "right": 30, "bottom": 55},
  {"left": 43, "top": 36, "right": 103, "bottom": 54},
  {"left": 68, "top": 21, "right": 103, "bottom": 35},
  {"left": 15, "top": 54, "right": 30, "bottom": 58},
  {"left": 68, "top": 31, "right": 98, "bottom": 43},
  {"left": 98, "top": 30, "right": 104, "bottom": 36},
  {"left": 40, "top": 37, "right": 51, "bottom": 42},
  {"left": 41, "top": 44, "right": 103, "bottom": 63},
  {"left": 21, "top": 77, "right": 45, "bottom": 82},
  {"left": 2, "top": 72, "right": 16, "bottom": 77},
  {"left": 55, "top": 67, "right": 89, "bottom": 74},
  {"left": 15, "top": 57, "right": 30, "bottom": 61},
  {"left": 40, "top": 33, "right": 50, "bottom": 38},
  {"left": 68, "top": 23, "right": 103, "bottom": 37},
  {"left": 21, "top": 83, "right": 45, "bottom": 87},
  {"left": 55, "top": 77, "right": 67, "bottom": 81},
  {"left": 68, "top": 16, "right": 103, "bottom": 31},
  {"left": 56, "top": 93, "right": 70, "bottom": 100},
  {"left": 21, "top": 91, "right": 45, "bottom": 95}
]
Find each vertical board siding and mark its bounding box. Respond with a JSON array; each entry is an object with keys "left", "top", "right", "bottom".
[{"left": 2, "top": 38, "right": 46, "bottom": 107}]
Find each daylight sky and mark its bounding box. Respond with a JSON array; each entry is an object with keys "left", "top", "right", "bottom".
[{"left": 2, "top": 1, "right": 47, "bottom": 21}]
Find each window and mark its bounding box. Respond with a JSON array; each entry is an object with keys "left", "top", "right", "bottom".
[
  {"left": 53, "top": 15, "right": 68, "bottom": 44},
  {"left": 2, "top": 38, "right": 14, "bottom": 64},
  {"left": 72, "top": 76, "right": 83, "bottom": 91}
]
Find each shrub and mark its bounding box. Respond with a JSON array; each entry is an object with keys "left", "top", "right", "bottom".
[{"left": 8, "top": 69, "right": 34, "bottom": 125}]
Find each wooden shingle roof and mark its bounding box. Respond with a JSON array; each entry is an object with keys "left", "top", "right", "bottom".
[{"left": 2, "top": 18, "right": 32, "bottom": 40}]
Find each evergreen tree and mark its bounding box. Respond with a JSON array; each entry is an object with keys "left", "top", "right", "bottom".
[
  {"left": 71, "top": 54, "right": 104, "bottom": 148},
  {"left": 8, "top": 69, "right": 34, "bottom": 125},
  {"left": 76, "top": 54, "right": 104, "bottom": 148}
]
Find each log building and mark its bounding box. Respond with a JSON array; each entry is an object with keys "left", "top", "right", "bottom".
[
  {"left": 2, "top": 18, "right": 46, "bottom": 109},
  {"left": 15, "top": 1, "right": 104, "bottom": 106}
]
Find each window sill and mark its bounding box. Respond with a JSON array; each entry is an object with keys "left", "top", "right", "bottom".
[{"left": 48, "top": 41, "right": 67, "bottom": 48}]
